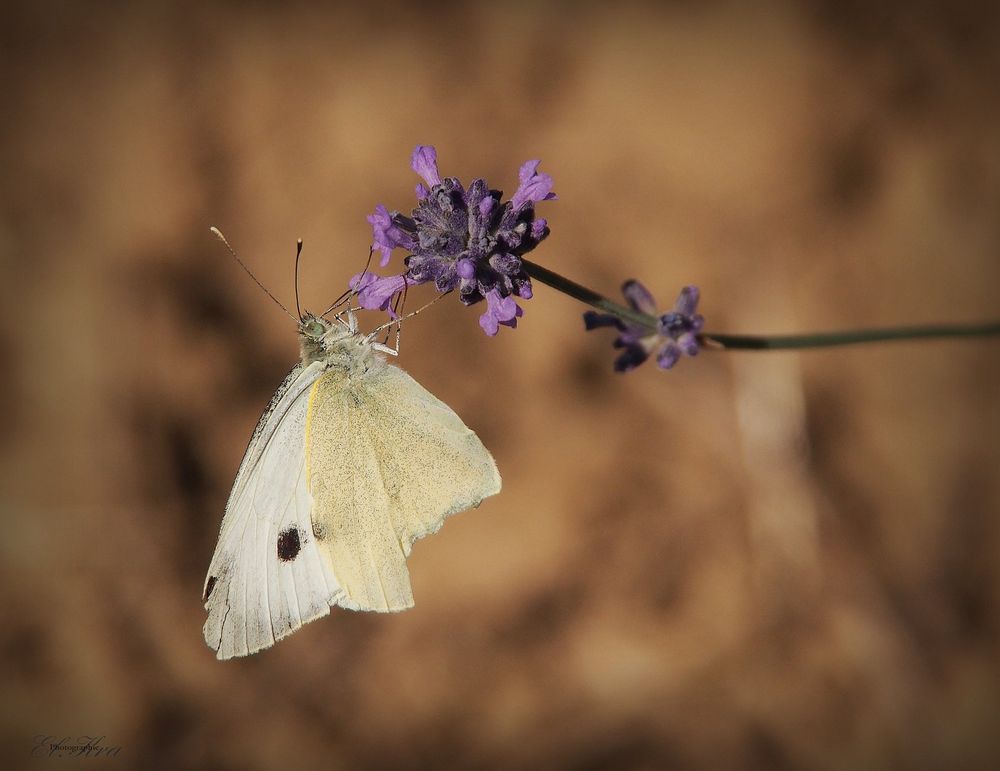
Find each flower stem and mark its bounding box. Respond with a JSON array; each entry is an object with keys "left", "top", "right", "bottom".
[
  {"left": 521, "top": 259, "right": 659, "bottom": 330},
  {"left": 702, "top": 323, "right": 1000, "bottom": 349},
  {"left": 521, "top": 259, "right": 1000, "bottom": 350}
]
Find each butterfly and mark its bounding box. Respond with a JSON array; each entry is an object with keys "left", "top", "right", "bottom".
[{"left": 202, "top": 230, "right": 501, "bottom": 660}]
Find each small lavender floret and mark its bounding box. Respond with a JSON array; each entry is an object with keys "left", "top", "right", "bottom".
[
  {"left": 355, "top": 145, "right": 555, "bottom": 335},
  {"left": 479, "top": 289, "right": 524, "bottom": 336},
  {"left": 584, "top": 281, "right": 705, "bottom": 373},
  {"left": 349, "top": 271, "right": 408, "bottom": 318},
  {"left": 366, "top": 205, "right": 415, "bottom": 267},
  {"left": 411, "top": 145, "right": 442, "bottom": 188}
]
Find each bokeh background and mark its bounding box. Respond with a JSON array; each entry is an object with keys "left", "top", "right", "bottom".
[{"left": 2, "top": 1, "right": 999, "bottom": 769}]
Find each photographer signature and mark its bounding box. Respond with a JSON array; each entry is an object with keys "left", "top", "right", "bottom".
[{"left": 32, "top": 735, "right": 122, "bottom": 758}]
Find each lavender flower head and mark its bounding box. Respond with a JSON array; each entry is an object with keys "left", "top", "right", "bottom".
[
  {"left": 584, "top": 281, "right": 704, "bottom": 372},
  {"left": 353, "top": 145, "right": 556, "bottom": 335}
]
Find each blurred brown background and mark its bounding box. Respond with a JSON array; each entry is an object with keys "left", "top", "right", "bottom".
[{"left": 2, "top": 1, "right": 999, "bottom": 769}]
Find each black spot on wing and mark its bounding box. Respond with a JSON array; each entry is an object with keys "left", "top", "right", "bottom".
[
  {"left": 204, "top": 575, "right": 218, "bottom": 602},
  {"left": 277, "top": 527, "right": 302, "bottom": 562}
]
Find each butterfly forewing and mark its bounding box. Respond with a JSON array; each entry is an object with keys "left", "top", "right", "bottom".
[{"left": 203, "top": 362, "right": 344, "bottom": 660}]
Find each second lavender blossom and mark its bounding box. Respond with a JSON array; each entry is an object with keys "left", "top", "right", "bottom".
[{"left": 584, "top": 281, "right": 704, "bottom": 372}]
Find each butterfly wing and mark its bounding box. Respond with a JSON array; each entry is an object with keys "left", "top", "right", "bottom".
[
  {"left": 306, "top": 362, "right": 502, "bottom": 612},
  {"left": 203, "top": 362, "right": 345, "bottom": 660}
]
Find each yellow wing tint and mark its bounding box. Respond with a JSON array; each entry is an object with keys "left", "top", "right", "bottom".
[{"left": 305, "top": 362, "right": 501, "bottom": 612}]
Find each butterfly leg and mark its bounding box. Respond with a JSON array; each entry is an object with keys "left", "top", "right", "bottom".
[
  {"left": 371, "top": 340, "right": 399, "bottom": 357},
  {"left": 364, "top": 292, "right": 447, "bottom": 357}
]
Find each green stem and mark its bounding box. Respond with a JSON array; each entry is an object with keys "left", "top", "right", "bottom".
[
  {"left": 521, "top": 259, "right": 1000, "bottom": 350},
  {"left": 703, "top": 324, "right": 1000, "bottom": 349},
  {"left": 521, "top": 259, "right": 658, "bottom": 330}
]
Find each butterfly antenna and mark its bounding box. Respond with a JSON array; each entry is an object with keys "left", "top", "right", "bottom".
[
  {"left": 320, "top": 247, "right": 376, "bottom": 318},
  {"left": 354, "top": 247, "right": 375, "bottom": 296},
  {"left": 210, "top": 227, "right": 296, "bottom": 321},
  {"left": 320, "top": 289, "right": 352, "bottom": 318},
  {"left": 293, "top": 238, "right": 304, "bottom": 320}
]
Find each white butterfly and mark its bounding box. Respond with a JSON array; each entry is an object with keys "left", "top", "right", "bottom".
[{"left": 203, "top": 232, "right": 501, "bottom": 660}]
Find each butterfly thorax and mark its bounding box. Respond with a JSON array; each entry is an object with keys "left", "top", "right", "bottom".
[{"left": 298, "top": 313, "right": 378, "bottom": 375}]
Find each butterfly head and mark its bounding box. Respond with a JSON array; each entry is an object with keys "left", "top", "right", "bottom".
[{"left": 298, "top": 313, "right": 331, "bottom": 341}]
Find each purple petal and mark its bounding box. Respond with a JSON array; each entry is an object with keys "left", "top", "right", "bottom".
[
  {"left": 530, "top": 218, "right": 548, "bottom": 240},
  {"left": 614, "top": 345, "right": 649, "bottom": 373},
  {"left": 621, "top": 279, "right": 658, "bottom": 315},
  {"left": 349, "top": 270, "right": 377, "bottom": 292},
  {"left": 411, "top": 145, "right": 441, "bottom": 189},
  {"left": 479, "top": 311, "right": 499, "bottom": 336},
  {"left": 674, "top": 285, "right": 700, "bottom": 316},
  {"left": 478, "top": 289, "right": 522, "bottom": 336},
  {"left": 677, "top": 332, "right": 700, "bottom": 357},
  {"left": 366, "top": 205, "right": 394, "bottom": 266},
  {"left": 456, "top": 258, "right": 476, "bottom": 279},
  {"left": 366, "top": 204, "right": 414, "bottom": 267},
  {"left": 613, "top": 329, "right": 645, "bottom": 347},
  {"left": 510, "top": 159, "right": 556, "bottom": 210},
  {"left": 415, "top": 183, "right": 430, "bottom": 199},
  {"left": 350, "top": 271, "right": 408, "bottom": 318},
  {"left": 656, "top": 342, "right": 682, "bottom": 370},
  {"left": 489, "top": 290, "right": 518, "bottom": 323},
  {"left": 583, "top": 311, "right": 623, "bottom": 331},
  {"left": 499, "top": 302, "right": 523, "bottom": 331},
  {"left": 518, "top": 160, "right": 538, "bottom": 185}
]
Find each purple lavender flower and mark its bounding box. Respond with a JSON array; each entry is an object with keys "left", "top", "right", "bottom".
[
  {"left": 356, "top": 145, "right": 556, "bottom": 335},
  {"left": 349, "top": 270, "right": 408, "bottom": 318},
  {"left": 479, "top": 289, "right": 524, "bottom": 336},
  {"left": 584, "top": 282, "right": 705, "bottom": 372},
  {"left": 366, "top": 204, "right": 415, "bottom": 267}
]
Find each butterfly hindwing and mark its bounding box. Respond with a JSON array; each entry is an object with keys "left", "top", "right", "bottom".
[{"left": 305, "top": 362, "right": 502, "bottom": 612}]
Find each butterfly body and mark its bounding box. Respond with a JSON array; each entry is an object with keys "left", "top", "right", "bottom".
[{"left": 203, "top": 312, "right": 500, "bottom": 660}]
